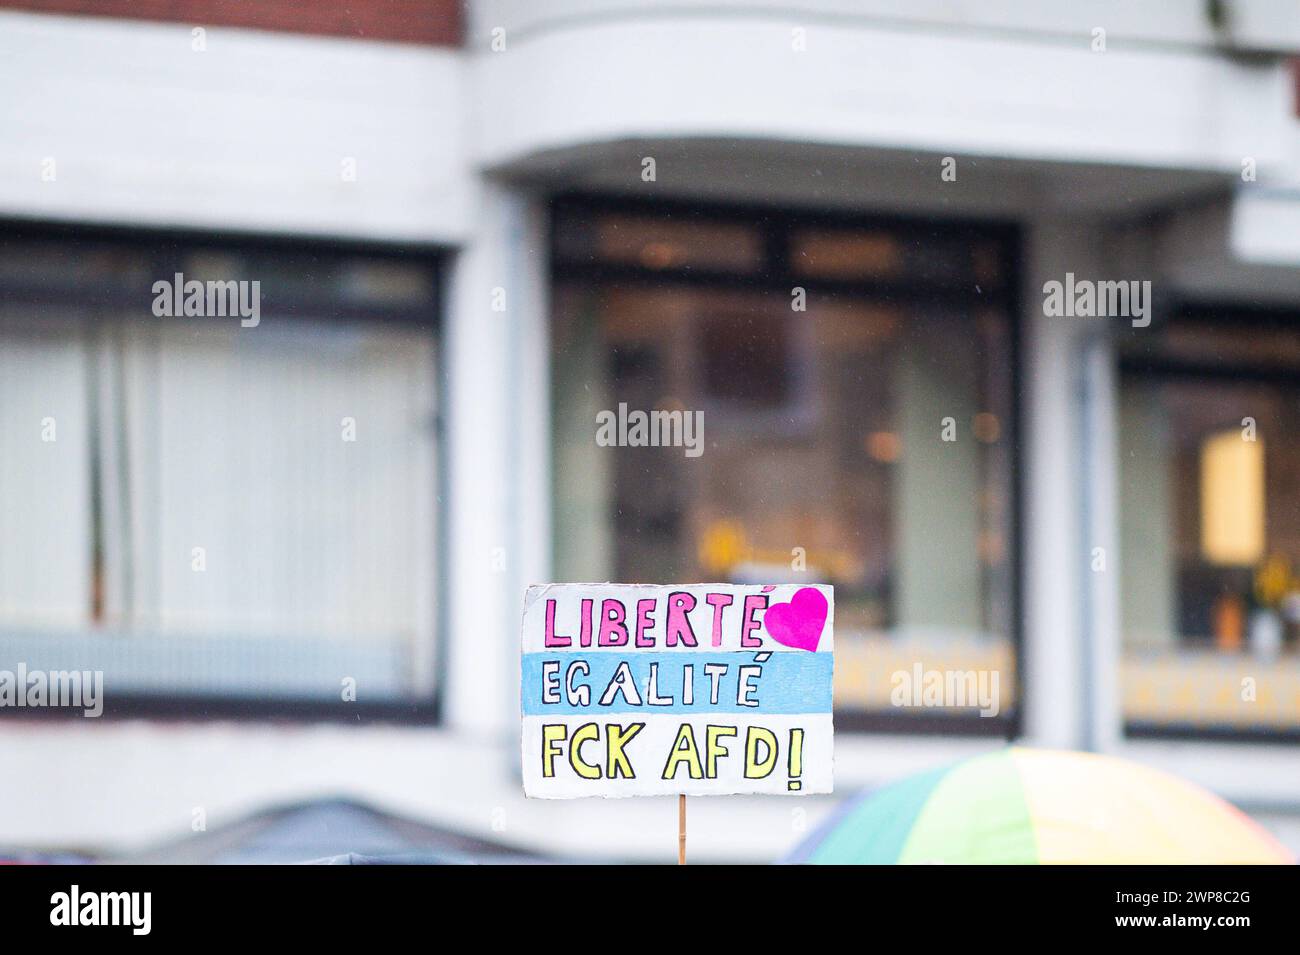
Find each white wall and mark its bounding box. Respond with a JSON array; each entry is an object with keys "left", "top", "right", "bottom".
[
  {"left": 471, "top": 7, "right": 1291, "bottom": 178},
  {"left": 0, "top": 11, "right": 472, "bottom": 242},
  {"left": 473, "top": 0, "right": 1300, "bottom": 53}
]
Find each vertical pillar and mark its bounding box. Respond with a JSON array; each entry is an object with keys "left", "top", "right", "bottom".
[
  {"left": 443, "top": 181, "right": 550, "bottom": 735},
  {"left": 1021, "top": 218, "right": 1092, "bottom": 748},
  {"left": 1082, "top": 333, "right": 1123, "bottom": 752}
]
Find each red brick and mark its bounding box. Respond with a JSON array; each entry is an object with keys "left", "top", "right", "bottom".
[{"left": 0, "top": 0, "right": 462, "bottom": 47}]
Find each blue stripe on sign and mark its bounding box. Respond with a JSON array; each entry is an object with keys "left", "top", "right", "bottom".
[{"left": 521, "top": 651, "right": 832, "bottom": 715}]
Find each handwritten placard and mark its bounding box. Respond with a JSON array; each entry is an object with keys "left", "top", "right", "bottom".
[{"left": 521, "top": 583, "right": 834, "bottom": 798}]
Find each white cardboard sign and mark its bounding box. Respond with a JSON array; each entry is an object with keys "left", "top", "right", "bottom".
[{"left": 521, "top": 583, "right": 834, "bottom": 798}]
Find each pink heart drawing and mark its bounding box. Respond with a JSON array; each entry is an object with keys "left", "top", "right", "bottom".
[{"left": 763, "top": 587, "right": 827, "bottom": 652}]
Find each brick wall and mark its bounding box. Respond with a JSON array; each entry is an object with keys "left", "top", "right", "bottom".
[{"left": 0, "top": 0, "right": 462, "bottom": 46}]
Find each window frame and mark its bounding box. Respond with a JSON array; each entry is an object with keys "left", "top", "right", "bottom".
[
  {"left": 549, "top": 192, "right": 1025, "bottom": 737},
  {"left": 0, "top": 218, "right": 448, "bottom": 724},
  {"left": 1118, "top": 298, "right": 1300, "bottom": 744}
]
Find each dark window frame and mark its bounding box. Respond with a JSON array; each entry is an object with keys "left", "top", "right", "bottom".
[
  {"left": 0, "top": 218, "right": 448, "bottom": 725},
  {"left": 1119, "top": 298, "right": 1300, "bottom": 745},
  {"left": 550, "top": 192, "right": 1025, "bottom": 737}
]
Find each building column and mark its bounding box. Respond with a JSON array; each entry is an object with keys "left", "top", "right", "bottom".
[
  {"left": 443, "top": 180, "right": 550, "bottom": 736},
  {"left": 1081, "top": 331, "right": 1124, "bottom": 752},
  {"left": 1021, "top": 218, "right": 1095, "bottom": 749}
]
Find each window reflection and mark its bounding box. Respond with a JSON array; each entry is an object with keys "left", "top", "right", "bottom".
[
  {"left": 552, "top": 203, "right": 1017, "bottom": 726},
  {"left": 1120, "top": 317, "right": 1300, "bottom": 733}
]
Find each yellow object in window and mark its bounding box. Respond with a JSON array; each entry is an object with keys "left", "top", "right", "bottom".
[
  {"left": 1254, "top": 552, "right": 1292, "bottom": 608},
  {"left": 699, "top": 520, "right": 749, "bottom": 576},
  {"left": 1199, "top": 432, "right": 1265, "bottom": 567}
]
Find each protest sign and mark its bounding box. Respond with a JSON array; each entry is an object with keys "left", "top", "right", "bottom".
[{"left": 521, "top": 583, "right": 833, "bottom": 798}]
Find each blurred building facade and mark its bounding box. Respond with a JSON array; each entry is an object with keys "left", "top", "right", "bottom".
[{"left": 1, "top": 0, "right": 1299, "bottom": 861}]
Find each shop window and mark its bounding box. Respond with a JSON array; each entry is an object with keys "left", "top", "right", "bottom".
[
  {"left": 551, "top": 197, "right": 1019, "bottom": 730},
  {"left": 1119, "top": 309, "right": 1300, "bottom": 734}
]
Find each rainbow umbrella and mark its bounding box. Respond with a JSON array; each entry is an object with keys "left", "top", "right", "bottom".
[{"left": 787, "top": 747, "right": 1293, "bottom": 864}]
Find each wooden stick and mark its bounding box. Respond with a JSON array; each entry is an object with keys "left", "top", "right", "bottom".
[{"left": 678, "top": 794, "right": 687, "bottom": 865}]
